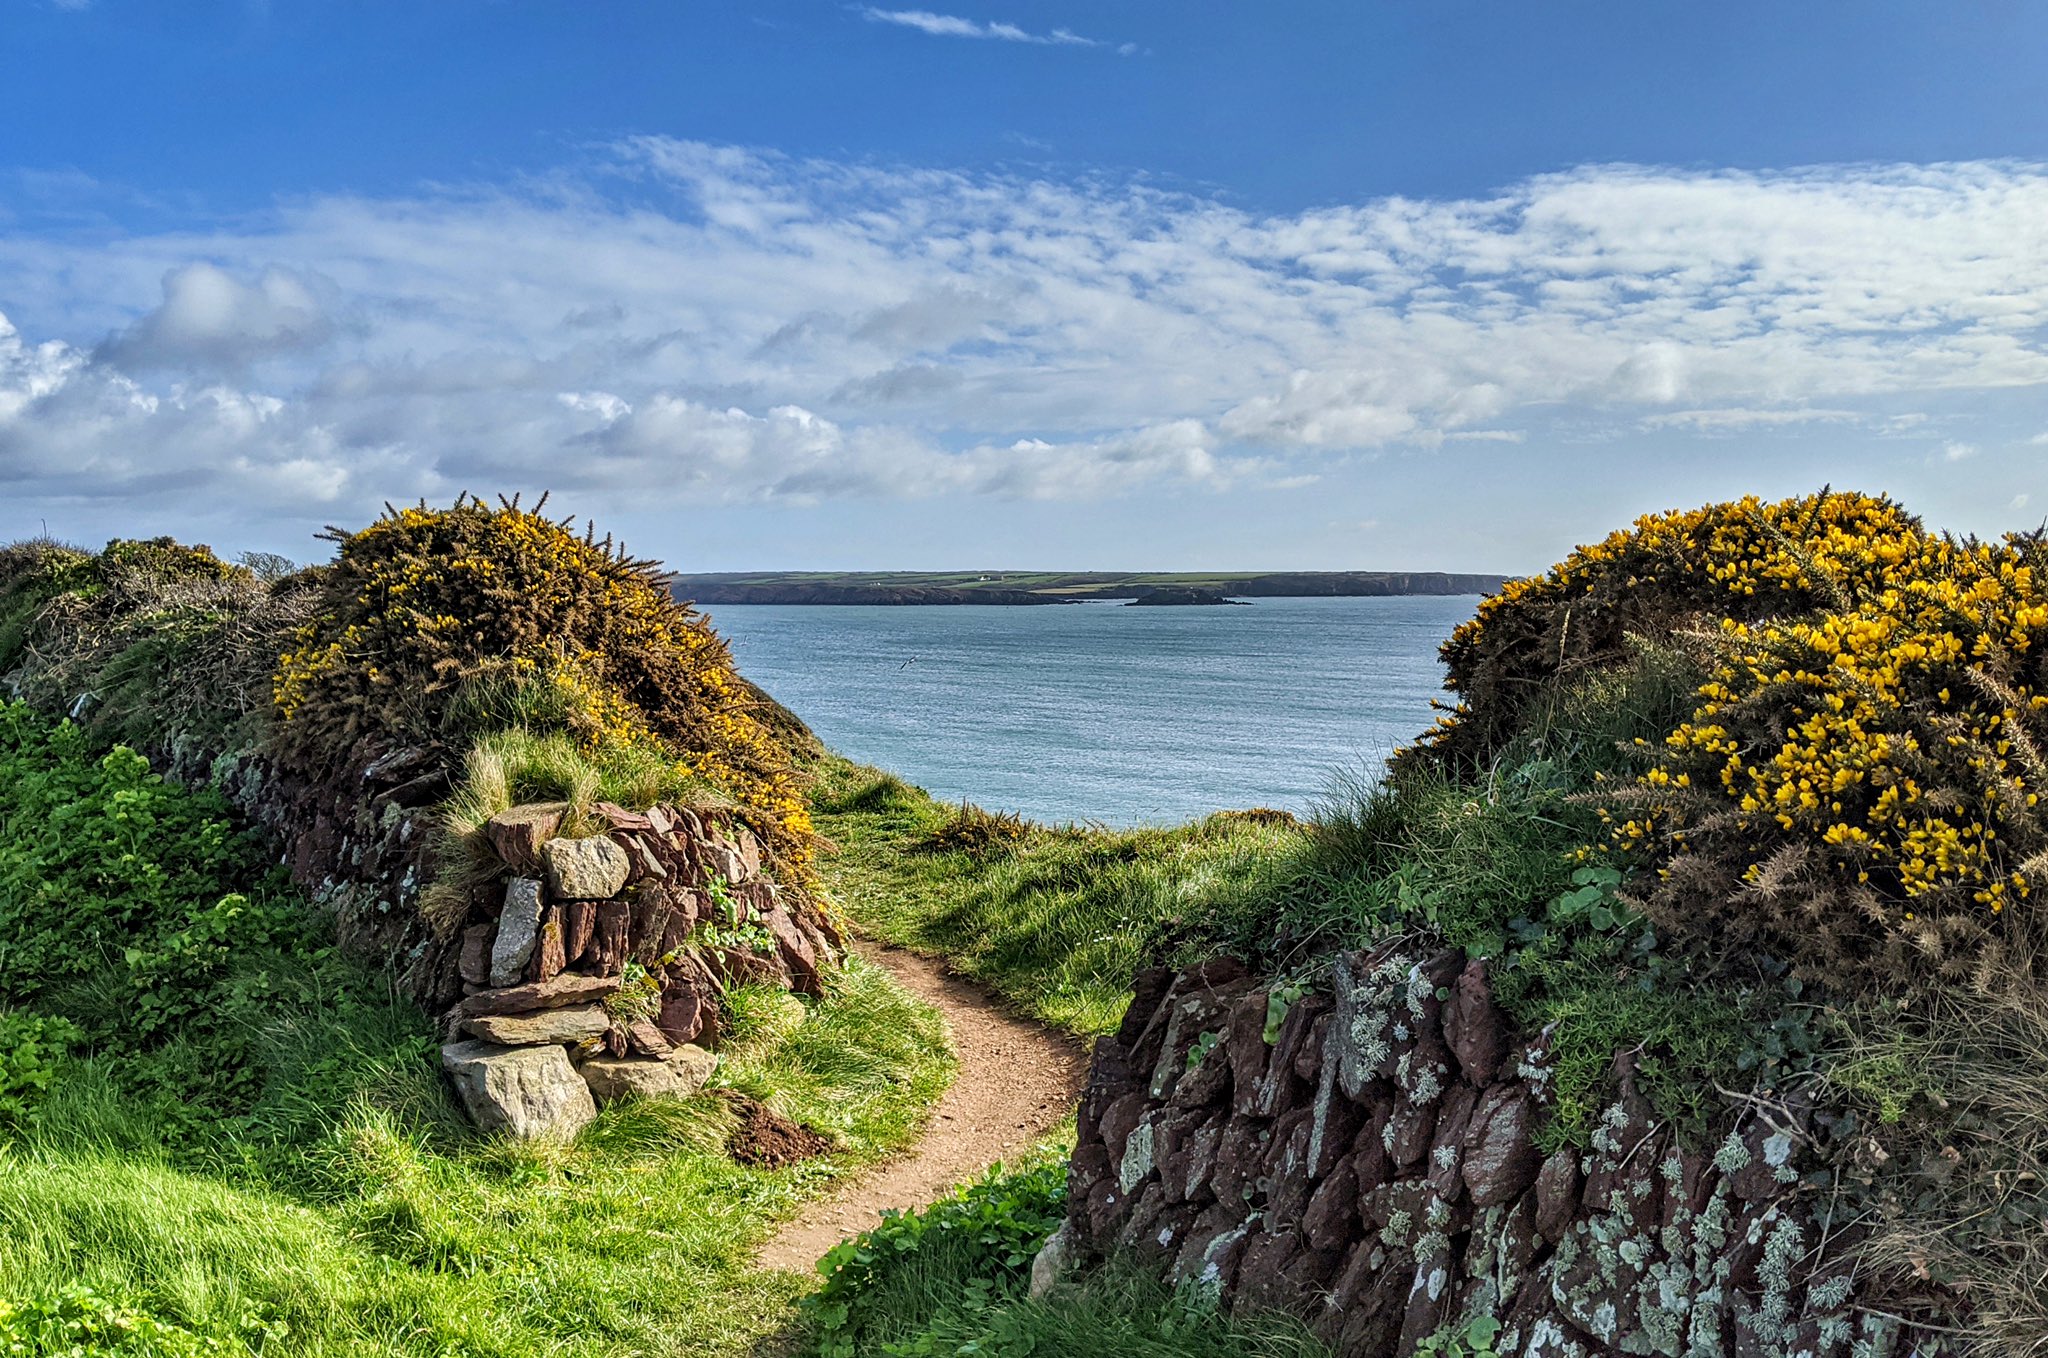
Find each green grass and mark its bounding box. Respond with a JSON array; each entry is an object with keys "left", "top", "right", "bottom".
[
  {"left": 810, "top": 757, "right": 1307, "bottom": 1036},
  {"left": 802, "top": 1156, "right": 1327, "bottom": 1358},
  {"left": 0, "top": 702, "right": 954, "bottom": 1356},
  {"left": 0, "top": 953, "right": 950, "bottom": 1358}
]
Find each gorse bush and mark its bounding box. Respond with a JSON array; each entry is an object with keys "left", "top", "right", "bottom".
[
  {"left": 1411, "top": 490, "right": 1928, "bottom": 773},
  {"left": 1401, "top": 487, "right": 2048, "bottom": 990},
  {"left": 1620, "top": 532, "right": 2048, "bottom": 987},
  {"left": 273, "top": 496, "right": 813, "bottom": 874}
]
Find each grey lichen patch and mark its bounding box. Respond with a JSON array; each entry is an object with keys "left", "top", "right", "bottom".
[
  {"left": 1118, "top": 1118, "right": 1156, "bottom": 1195},
  {"left": 1713, "top": 1130, "right": 1751, "bottom": 1174}
]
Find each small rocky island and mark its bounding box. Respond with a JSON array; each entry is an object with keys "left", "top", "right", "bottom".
[{"left": 1125, "top": 587, "right": 1250, "bottom": 606}]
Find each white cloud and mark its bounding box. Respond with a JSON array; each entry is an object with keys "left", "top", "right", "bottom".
[
  {"left": 2015, "top": 493, "right": 2033, "bottom": 510},
  {"left": 859, "top": 9, "right": 1102, "bottom": 46},
  {"left": 102, "top": 262, "right": 331, "bottom": 373},
  {"left": 1942, "top": 440, "right": 1978, "bottom": 462},
  {"left": 6, "top": 145, "right": 2048, "bottom": 531}
]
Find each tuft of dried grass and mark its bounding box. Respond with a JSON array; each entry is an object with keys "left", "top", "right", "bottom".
[{"left": 1834, "top": 924, "right": 2048, "bottom": 1355}]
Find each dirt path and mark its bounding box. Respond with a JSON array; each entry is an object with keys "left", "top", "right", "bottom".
[{"left": 756, "top": 940, "right": 1089, "bottom": 1273}]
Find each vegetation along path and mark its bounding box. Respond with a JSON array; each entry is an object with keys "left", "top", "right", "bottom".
[{"left": 757, "top": 940, "right": 1087, "bottom": 1273}]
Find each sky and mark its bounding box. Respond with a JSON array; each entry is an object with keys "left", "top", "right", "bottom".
[{"left": 2, "top": 2, "right": 2046, "bottom": 575}]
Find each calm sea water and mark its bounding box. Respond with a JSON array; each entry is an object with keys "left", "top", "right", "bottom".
[{"left": 706, "top": 596, "right": 1477, "bottom": 827}]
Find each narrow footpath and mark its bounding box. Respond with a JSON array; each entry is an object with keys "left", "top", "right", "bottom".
[{"left": 756, "top": 940, "right": 1089, "bottom": 1273}]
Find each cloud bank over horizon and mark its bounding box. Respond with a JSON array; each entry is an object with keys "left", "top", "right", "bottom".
[{"left": 2, "top": 142, "right": 2046, "bottom": 562}]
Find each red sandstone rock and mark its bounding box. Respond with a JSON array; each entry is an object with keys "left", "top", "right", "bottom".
[
  {"left": 586, "top": 899, "right": 631, "bottom": 974},
  {"left": 1462, "top": 1085, "right": 1540, "bottom": 1208},
  {"left": 484, "top": 802, "right": 566, "bottom": 874},
  {"left": 1443, "top": 958, "right": 1508, "bottom": 1085},
  {"left": 459, "top": 923, "right": 493, "bottom": 986},
  {"left": 528, "top": 906, "right": 566, "bottom": 982},
  {"left": 455, "top": 972, "right": 621, "bottom": 1020},
  {"left": 560, "top": 899, "right": 595, "bottom": 964},
  {"left": 1302, "top": 1159, "right": 1359, "bottom": 1251}
]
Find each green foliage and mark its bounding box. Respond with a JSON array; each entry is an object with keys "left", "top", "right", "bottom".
[
  {"left": 803, "top": 1154, "right": 1327, "bottom": 1358},
  {"left": 801, "top": 1158, "right": 1326, "bottom": 1358},
  {"left": 0, "top": 1013, "right": 80, "bottom": 1130},
  {"left": 0, "top": 1284, "right": 241, "bottom": 1358},
  {"left": 806, "top": 1160, "right": 1068, "bottom": 1356},
  {"left": 1416, "top": 1316, "right": 1502, "bottom": 1358},
  {"left": 0, "top": 537, "right": 302, "bottom": 768}
]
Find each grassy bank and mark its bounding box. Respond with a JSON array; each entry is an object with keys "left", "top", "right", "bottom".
[
  {"left": 0, "top": 700, "right": 951, "bottom": 1357},
  {"left": 809, "top": 755, "right": 1308, "bottom": 1037}
]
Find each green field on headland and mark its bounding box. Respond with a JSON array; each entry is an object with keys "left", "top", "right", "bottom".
[{"left": 670, "top": 568, "right": 1508, "bottom": 605}]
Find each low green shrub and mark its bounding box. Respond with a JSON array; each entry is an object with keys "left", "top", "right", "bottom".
[
  {"left": 802, "top": 1159, "right": 1326, "bottom": 1358},
  {"left": 914, "top": 803, "right": 1028, "bottom": 858},
  {"left": 806, "top": 1159, "right": 1067, "bottom": 1356},
  {"left": 0, "top": 1013, "right": 80, "bottom": 1131},
  {"left": 0, "top": 1283, "right": 240, "bottom": 1358}
]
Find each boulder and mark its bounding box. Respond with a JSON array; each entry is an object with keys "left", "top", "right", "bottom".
[
  {"left": 578, "top": 1044, "right": 718, "bottom": 1103},
  {"left": 543, "top": 835, "right": 631, "bottom": 900},
  {"left": 485, "top": 803, "right": 566, "bottom": 874},
  {"left": 489, "top": 878, "right": 544, "bottom": 987},
  {"left": 441, "top": 1040, "right": 597, "bottom": 1139},
  {"left": 463, "top": 1003, "right": 612, "bottom": 1046}
]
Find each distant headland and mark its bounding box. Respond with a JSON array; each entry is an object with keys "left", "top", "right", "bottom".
[{"left": 668, "top": 570, "right": 1509, "bottom": 606}]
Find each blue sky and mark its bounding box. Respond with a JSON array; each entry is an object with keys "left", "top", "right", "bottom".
[{"left": 2, "top": 2, "right": 2046, "bottom": 572}]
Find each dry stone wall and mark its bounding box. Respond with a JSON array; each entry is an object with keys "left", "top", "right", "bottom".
[
  {"left": 437, "top": 798, "right": 842, "bottom": 1138},
  {"left": 1067, "top": 950, "right": 1932, "bottom": 1358}
]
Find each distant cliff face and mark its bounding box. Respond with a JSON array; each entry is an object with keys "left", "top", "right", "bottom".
[{"left": 670, "top": 570, "right": 1509, "bottom": 606}]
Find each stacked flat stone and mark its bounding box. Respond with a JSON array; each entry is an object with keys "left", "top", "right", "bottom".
[
  {"left": 1063, "top": 951, "right": 1928, "bottom": 1358},
  {"left": 439, "top": 800, "right": 840, "bottom": 1139}
]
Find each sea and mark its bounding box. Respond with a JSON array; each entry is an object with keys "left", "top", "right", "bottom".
[{"left": 705, "top": 595, "right": 1477, "bottom": 828}]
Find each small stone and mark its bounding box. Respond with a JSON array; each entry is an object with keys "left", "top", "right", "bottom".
[
  {"left": 624, "top": 1018, "right": 673, "bottom": 1057},
  {"left": 441, "top": 1040, "right": 597, "bottom": 1139},
  {"left": 592, "top": 801, "right": 654, "bottom": 832},
  {"left": 1028, "top": 1220, "right": 1076, "bottom": 1300},
  {"left": 489, "top": 878, "right": 544, "bottom": 987},
  {"left": 463, "top": 1003, "right": 612, "bottom": 1046},
  {"left": 761, "top": 906, "right": 824, "bottom": 997},
  {"left": 578, "top": 1044, "right": 717, "bottom": 1104},
  {"left": 1462, "top": 1086, "right": 1540, "bottom": 1208},
  {"left": 485, "top": 803, "right": 567, "bottom": 874},
  {"left": 458, "top": 923, "right": 493, "bottom": 986},
  {"left": 543, "top": 835, "right": 631, "bottom": 900},
  {"left": 1443, "top": 959, "right": 1508, "bottom": 1085}
]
